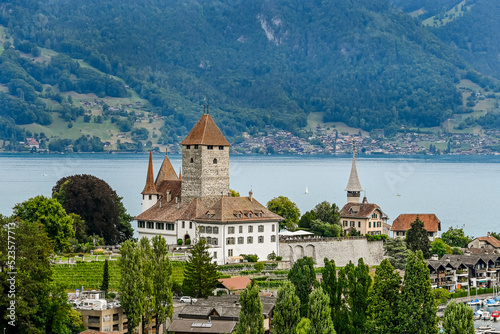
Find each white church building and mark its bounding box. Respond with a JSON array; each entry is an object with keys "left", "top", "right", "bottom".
[{"left": 136, "top": 112, "right": 282, "bottom": 265}]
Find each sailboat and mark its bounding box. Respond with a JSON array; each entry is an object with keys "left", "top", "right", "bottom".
[{"left": 305, "top": 186, "right": 309, "bottom": 194}]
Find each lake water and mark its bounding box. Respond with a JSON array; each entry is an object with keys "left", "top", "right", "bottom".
[{"left": 1, "top": 153, "right": 500, "bottom": 238}]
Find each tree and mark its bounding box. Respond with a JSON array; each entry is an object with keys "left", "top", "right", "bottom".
[
  {"left": 235, "top": 281, "right": 264, "bottom": 334},
  {"left": 384, "top": 238, "right": 411, "bottom": 270},
  {"left": 322, "top": 259, "right": 341, "bottom": 325},
  {"left": 273, "top": 281, "right": 301, "bottom": 334},
  {"left": 313, "top": 201, "right": 340, "bottom": 225},
  {"left": 432, "top": 288, "right": 451, "bottom": 305},
  {"left": 183, "top": 238, "right": 219, "bottom": 298},
  {"left": 405, "top": 216, "right": 431, "bottom": 259},
  {"left": 267, "top": 196, "right": 300, "bottom": 230},
  {"left": 299, "top": 210, "right": 317, "bottom": 229},
  {"left": 397, "top": 251, "right": 438, "bottom": 334},
  {"left": 366, "top": 259, "right": 401, "bottom": 334},
  {"left": 53, "top": 174, "right": 133, "bottom": 244},
  {"left": 345, "top": 258, "right": 372, "bottom": 334},
  {"left": 441, "top": 227, "right": 473, "bottom": 248},
  {"left": 308, "top": 287, "right": 336, "bottom": 334},
  {"left": 0, "top": 215, "right": 78, "bottom": 333},
  {"left": 442, "top": 301, "right": 474, "bottom": 334},
  {"left": 288, "top": 257, "right": 316, "bottom": 317},
  {"left": 13, "top": 195, "right": 75, "bottom": 251},
  {"left": 151, "top": 235, "right": 173, "bottom": 331},
  {"left": 430, "top": 238, "right": 452, "bottom": 258},
  {"left": 296, "top": 318, "right": 312, "bottom": 334},
  {"left": 138, "top": 238, "right": 154, "bottom": 334},
  {"left": 101, "top": 259, "right": 110, "bottom": 294}
]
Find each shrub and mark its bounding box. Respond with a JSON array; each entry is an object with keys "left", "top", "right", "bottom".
[
  {"left": 185, "top": 238, "right": 191, "bottom": 245},
  {"left": 241, "top": 254, "right": 258, "bottom": 262},
  {"left": 254, "top": 262, "right": 265, "bottom": 272},
  {"left": 276, "top": 256, "right": 282, "bottom": 261},
  {"left": 177, "top": 238, "right": 183, "bottom": 245}
]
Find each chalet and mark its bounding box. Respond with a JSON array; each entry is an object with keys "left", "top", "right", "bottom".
[{"left": 391, "top": 214, "right": 441, "bottom": 241}]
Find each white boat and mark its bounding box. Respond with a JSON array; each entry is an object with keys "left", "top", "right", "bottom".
[
  {"left": 485, "top": 299, "right": 500, "bottom": 307},
  {"left": 305, "top": 186, "right": 308, "bottom": 194},
  {"left": 469, "top": 298, "right": 483, "bottom": 306},
  {"left": 482, "top": 311, "right": 492, "bottom": 320}
]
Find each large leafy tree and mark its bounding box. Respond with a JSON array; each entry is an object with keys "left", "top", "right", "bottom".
[
  {"left": 313, "top": 201, "right": 340, "bottom": 225},
  {"left": 308, "top": 287, "right": 336, "bottom": 334},
  {"left": 442, "top": 301, "right": 474, "bottom": 334},
  {"left": 0, "top": 215, "right": 82, "bottom": 334},
  {"left": 384, "top": 238, "right": 411, "bottom": 270},
  {"left": 182, "top": 238, "right": 219, "bottom": 298},
  {"left": 430, "top": 238, "right": 452, "bottom": 258},
  {"left": 52, "top": 174, "right": 133, "bottom": 244},
  {"left": 405, "top": 216, "right": 431, "bottom": 259},
  {"left": 273, "top": 281, "right": 301, "bottom": 334},
  {"left": 13, "top": 195, "right": 74, "bottom": 251},
  {"left": 267, "top": 196, "right": 300, "bottom": 230},
  {"left": 287, "top": 257, "right": 316, "bottom": 317},
  {"left": 397, "top": 251, "right": 438, "bottom": 334},
  {"left": 366, "top": 259, "right": 401, "bottom": 334},
  {"left": 441, "top": 227, "right": 473, "bottom": 248},
  {"left": 235, "top": 281, "right": 264, "bottom": 334},
  {"left": 151, "top": 235, "right": 173, "bottom": 331}
]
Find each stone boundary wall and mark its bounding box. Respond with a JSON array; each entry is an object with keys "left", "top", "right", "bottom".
[{"left": 279, "top": 238, "right": 384, "bottom": 267}]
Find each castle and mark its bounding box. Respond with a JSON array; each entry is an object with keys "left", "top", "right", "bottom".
[{"left": 136, "top": 112, "right": 282, "bottom": 264}]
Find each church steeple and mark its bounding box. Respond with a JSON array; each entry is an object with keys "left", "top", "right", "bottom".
[
  {"left": 141, "top": 151, "right": 160, "bottom": 211},
  {"left": 345, "top": 141, "right": 363, "bottom": 203}
]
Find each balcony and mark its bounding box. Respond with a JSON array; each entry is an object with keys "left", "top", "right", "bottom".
[{"left": 438, "top": 273, "right": 446, "bottom": 278}]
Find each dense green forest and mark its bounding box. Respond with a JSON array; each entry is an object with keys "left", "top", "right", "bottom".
[{"left": 0, "top": 0, "right": 498, "bottom": 144}]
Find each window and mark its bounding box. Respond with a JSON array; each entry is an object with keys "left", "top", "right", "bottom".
[
  {"left": 219, "top": 146, "right": 224, "bottom": 150},
  {"left": 167, "top": 223, "right": 175, "bottom": 230},
  {"left": 213, "top": 252, "right": 217, "bottom": 259},
  {"left": 200, "top": 226, "right": 206, "bottom": 233},
  {"left": 206, "top": 226, "right": 212, "bottom": 234},
  {"left": 258, "top": 236, "right": 264, "bottom": 243},
  {"left": 228, "top": 226, "right": 235, "bottom": 234},
  {"left": 350, "top": 221, "right": 354, "bottom": 227},
  {"left": 189, "top": 221, "right": 192, "bottom": 229},
  {"left": 207, "top": 237, "right": 212, "bottom": 245},
  {"left": 190, "top": 158, "right": 193, "bottom": 163},
  {"left": 212, "top": 238, "right": 218, "bottom": 245},
  {"left": 259, "top": 212, "right": 263, "bottom": 217},
  {"left": 194, "top": 145, "right": 199, "bottom": 149},
  {"left": 248, "top": 226, "right": 253, "bottom": 233},
  {"left": 369, "top": 222, "right": 371, "bottom": 228},
  {"left": 156, "top": 223, "right": 164, "bottom": 230},
  {"left": 258, "top": 225, "right": 264, "bottom": 232},
  {"left": 182, "top": 221, "right": 185, "bottom": 228},
  {"left": 247, "top": 236, "right": 253, "bottom": 244},
  {"left": 248, "top": 213, "right": 253, "bottom": 218},
  {"left": 213, "top": 158, "right": 217, "bottom": 164},
  {"left": 429, "top": 232, "right": 434, "bottom": 237},
  {"left": 228, "top": 249, "right": 233, "bottom": 257},
  {"left": 358, "top": 221, "right": 361, "bottom": 228},
  {"left": 238, "top": 237, "right": 244, "bottom": 244},
  {"left": 343, "top": 220, "right": 347, "bottom": 227},
  {"left": 147, "top": 222, "right": 154, "bottom": 229},
  {"left": 272, "top": 224, "right": 275, "bottom": 232},
  {"left": 186, "top": 145, "right": 190, "bottom": 149},
  {"left": 226, "top": 237, "right": 235, "bottom": 245},
  {"left": 138, "top": 221, "right": 145, "bottom": 228},
  {"left": 372, "top": 213, "right": 378, "bottom": 219},
  {"left": 148, "top": 195, "right": 152, "bottom": 200},
  {"left": 213, "top": 227, "right": 219, "bottom": 234},
  {"left": 207, "top": 145, "right": 213, "bottom": 150},
  {"left": 271, "top": 235, "right": 276, "bottom": 242},
  {"left": 239, "top": 226, "right": 243, "bottom": 233}
]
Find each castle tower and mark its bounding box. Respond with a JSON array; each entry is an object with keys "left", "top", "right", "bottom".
[
  {"left": 345, "top": 141, "right": 363, "bottom": 203},
  {"left": 141, "top": 151, "right": 160, "bottom": 212},
  {"left": 180, "top": 111, "right": 231, "bottom": 207}
]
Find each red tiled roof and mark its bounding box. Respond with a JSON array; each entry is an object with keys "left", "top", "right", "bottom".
[
  {"left": 476, "top": 236, "right": 500, "bottom": 248},
  {"left": 155, "top": 152, "right": 178, "bottom": 186},
  {"left": 339, "top": 202, "right": 386, "bottom": 219},
  {"left": 141, "top": 152, "right": 159, "bottom": 195},
  {"left": 218, "top": 276, "right": 251, "bottom": 290},
  {"left": 391, "top": 214, "right": 441, "bottom": 232},
  {"left": 197, "top": 196, "right": 282, "bottom": 222},
  {"left": 180, "top": 114, "right": 231, "bottom": 146}
]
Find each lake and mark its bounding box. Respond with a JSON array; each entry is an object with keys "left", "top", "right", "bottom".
[{"left": 1, "top": 153, "right": 499, "bottom": 238}]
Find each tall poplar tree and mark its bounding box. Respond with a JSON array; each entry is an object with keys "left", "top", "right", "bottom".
[
  {"left": 151, "top": 235, "right": 173, "bottom": 332},
  {"left": 347, "top": 258, "right": 372, "bottom": 334},
  {"left": 442, "top": 301, "right": 474, "bottom": 334},
  {"left": 366, "top": 259, "right": 401, "bottom": 334},
  {"left": 322, "top": 258, "right": 342, "bottom": 326},
  {"left": 308, "top": 287, "right": 336, "bottom": 334},
  {"left": 139, "top": 238, "right": 154, "bottom": 334},
  {"left": 101, "top": 259, "right": 109, "bottom": 294},
  {"left": 336, "top": 265, "right": 351, "bottom": 334},
  {"left": 235, "top": 281, "right": 264, "bottom": 334},
  {"left": 183, "top": 238, "right": 219, "bottom": 298},
  {"left": 397, "top": 251, "right": 438, "bottom": 334},
  {"left": 287, "top": 256, "right": 316, "bottom": 317},
  {"left": 406, "top": 216, "right": 431, "bottom": 259},
  {"left": 273, "top": 281, "right": 301, "bottom": 334}
]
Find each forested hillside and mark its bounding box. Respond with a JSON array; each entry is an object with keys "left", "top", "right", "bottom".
[{"left": 0, "top": 0, "right": 497, "bottom": 146}]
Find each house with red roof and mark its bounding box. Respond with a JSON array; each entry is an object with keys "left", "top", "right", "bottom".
[
  {"left": 391, "top": 214, "right": 441, "bottom": 241},
  {"left": 136, "top": 111, "right": 282, "bottom": 265},
  {"left": 468, "top": 233, "right": 500, "bottom": 250}
]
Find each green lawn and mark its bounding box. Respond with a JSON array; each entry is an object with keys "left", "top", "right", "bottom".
[{"left": 423, "top": 0, "right": 471, "bottom": 27}]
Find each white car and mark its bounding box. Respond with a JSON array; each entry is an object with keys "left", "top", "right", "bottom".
[{"left": 180, "top": 296, "right": 197, "bottom": 303}]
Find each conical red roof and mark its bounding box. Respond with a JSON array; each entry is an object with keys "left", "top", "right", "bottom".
[
  {"left": 142, "top": 152, "right": 160, "bottom": 195},
  {"left": 180, "top": 114, "right": 231, "bottom": 146},
  {"left": 155, "top": 151, "right": 178, "bottom": 186}
]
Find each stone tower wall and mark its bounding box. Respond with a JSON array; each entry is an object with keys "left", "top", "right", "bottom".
[{"left": 181, "top": 145, "right": 229, "bottom": 206}]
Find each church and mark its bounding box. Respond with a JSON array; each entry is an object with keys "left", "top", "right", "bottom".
[{"left": 136, "top": 112, "right": 282, "bottom": 265}]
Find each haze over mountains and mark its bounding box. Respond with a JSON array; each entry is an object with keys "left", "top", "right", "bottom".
[{"left": 0, "top": 0, "right": 498, "bottom": 145}]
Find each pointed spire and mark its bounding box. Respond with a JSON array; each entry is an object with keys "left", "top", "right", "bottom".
[
  {"left": 178, "top": 168, "right": 182, "bottom": 180},
  {"left": 155, "top": 149, "right": 178, "bottom": 186},
  {"left": 142, "top": 151, "right": 159, "bottom": 195},
  {"left": 345, "top": 141, "right": 363, "bottom": 192}
]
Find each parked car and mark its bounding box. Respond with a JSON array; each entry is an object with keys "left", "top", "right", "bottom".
[{"left": 180, "top": 296, "right": 197, "bottom": 303}]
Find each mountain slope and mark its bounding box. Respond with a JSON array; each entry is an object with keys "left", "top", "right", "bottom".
[{"left": 0, "top": 0, "right": 495, "bottom": 142}]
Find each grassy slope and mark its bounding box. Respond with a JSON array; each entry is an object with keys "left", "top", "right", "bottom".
[{"left": 422, "top": 0, "right": 471, "bottom": 27}]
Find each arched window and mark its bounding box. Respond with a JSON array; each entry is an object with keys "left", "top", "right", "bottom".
[{"left": 213, "top": 158, "right": 217, "bottom": 164}]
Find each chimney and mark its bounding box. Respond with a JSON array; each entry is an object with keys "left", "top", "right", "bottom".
[
  {"left": 488, "top": 232, "right": 491, "bottom": 237},
  {"left": 249, "top": 190, "right": 253, "bottom": 202},
  {"left": 431, "top": 254, "right": 439, "bottom": 261}
]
